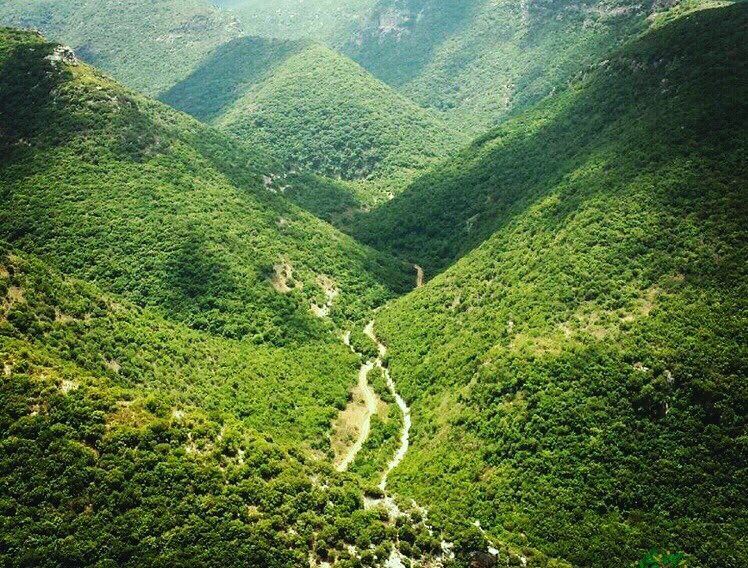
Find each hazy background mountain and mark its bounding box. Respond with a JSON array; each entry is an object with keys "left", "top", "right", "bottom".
[
  {"left": 0, "top": 0, "right": 243, "bottom": 96},
  {"left": 211, "top": 0, "right": 698, "bottom": 132},
  {"left": 212, "top": 0, "right": 376, "bottom": 40},
  {"left": 340, "top": 0, "right": 693, "bottom": 131}
]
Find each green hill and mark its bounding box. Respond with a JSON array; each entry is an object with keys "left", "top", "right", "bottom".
[
  {"left": 0, "top": 0, "right": 467, "bottom": 199},
  {"left": 0, "top": 28, "right": 411, "bottom": 344},
  {"left": 1, "top": 3, "right": 745, "bottom": 567},
  {"left": 0, "top": 244, "right": 360, "bottom": 450},
  {"left": 0, "top": 27, "right": 460, "bottom": 568},
  {"left": 0, "top": 0, "right": 242, "bottom": 96},
  {"left": 341, "top": 0, "right": 706, "bottom": 131},
  {"left": 366, "top": 5, "right": 747, "bottom": 567},
  {"left": 162, "top": 37, "right": 465, "bottom": 185}
]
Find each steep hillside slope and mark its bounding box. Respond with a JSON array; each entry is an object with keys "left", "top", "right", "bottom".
[
  {"left": 342, "top": 0, "right": 703, "bottom": 131},
  {"left": 212, "top": 0, "right": 376, "bottom": 40},
  {"left": 371, "top": 5, "right": 747, "bottom": 567},
  {"left": 163, "top": 37, "right": 465, "bottom": 185},
  {"left": 0, "top": 28, "right": 411, "bottom": 344},
  {"left": 0, "top": 247, "right": 427, "bottom": 567},
  {"left": 0, "top": 246, "right": 361, "bottom": 449},
  {"left": 353, "top": 0, "right": 746, "bottom": 276},
  {"left": 0, "top": 0, "right": 242, "bottom": 96}
]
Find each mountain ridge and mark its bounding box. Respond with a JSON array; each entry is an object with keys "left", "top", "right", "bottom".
[{"left": 163, "top": 36, "right": 467, "bottom": 186}]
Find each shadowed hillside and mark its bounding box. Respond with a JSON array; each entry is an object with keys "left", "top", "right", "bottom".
[{"left": 352, "top": 1, "right": 747, "bottom": 276}]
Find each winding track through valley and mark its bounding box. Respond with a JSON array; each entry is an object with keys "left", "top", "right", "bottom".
[
  {"left": 335, "top": 358, "right": 378, "bottom": 472},
  {"left": 336, "top": 323, "right": 459, "bottom": 567},
  {"left": 363, "top": 321, "right": 412, "bottom": 491},
  {"left": 336, "top": 323, "right": 412, "bottom": 489},
  {"left": 414, "top": 264, "right": 424, "bottom": 289},
  {"left": 330, "top": 267, "right": 461, "bottom": 566}
]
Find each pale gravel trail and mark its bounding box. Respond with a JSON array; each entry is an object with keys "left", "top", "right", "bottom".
[
  {"left": 364, "top": 321, "right": 412, "bottom": 491},
  {"left": 336, "top": 321, "right": 413, "bottom": 485},
  {"left": 335, "top": 333, "right": 379, "bottom": 472},
  {"left": 414, "top": 264, "right": 424, "bottom": 288}
]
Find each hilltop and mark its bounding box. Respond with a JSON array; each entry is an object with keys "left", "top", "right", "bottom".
[
  {"left": 367, "top": 5, "right": 747, "bottom": 566},
  {"left": 163, "top": 37, "right": 465, "bottom": 187},
  {"left": 0, "top": 0, "right": 466, "bottom": 209}
]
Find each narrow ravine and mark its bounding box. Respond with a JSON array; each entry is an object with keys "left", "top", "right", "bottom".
[
  {"left": 336, "top": 324, "right": 458, "bottom": 567},
  {"left": 335, "top": 321, "right": 413, "bottom": 491},
  {"left": 364, "top": 321, "right": 412, "bottom": 492}
]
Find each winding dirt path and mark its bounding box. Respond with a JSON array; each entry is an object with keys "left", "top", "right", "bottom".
[
  {"left": 335, "top": 322, "right": 413, "bottom": 486},
  {"left": 364, "top": 321, "right": 412, "bottom": 491},
  {"left": 355, "top": 324, "right": 457, "bottom": 566},
  {"left": 335, "top": 331, "right": 379, "bottom": 472},
  {"left": 335, "top": 361, "right": 378, "bottom": 472}
]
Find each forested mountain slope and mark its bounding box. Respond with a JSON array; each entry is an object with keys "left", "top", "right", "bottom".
[
  {"left": 371, "top": 4, "right": 747, "bottom": 567},
  {"left": 0, "top": 28, "right": 411, "bottom": 344},
  {"left": 0, "top": 0, "right": 242, "bottom": 96},
  {"left": 212, "top": 0, "right": 376, "bottom": 40},
  {"left": 353, "top": 0, "right": 746, "bottom": 276},
  {"left": 0, "top": 0, "right": 466, "bottom": 197},
  {"left": 163, "top": 37, "right": 465, "bottom": 185},
  {"left": 0, "top": 28, "right": 476, "bottom": 568},
  {"left": 0, "top": 244, "right": 565, "bottom": 567},
  {"left": 0, "top": 247, "right": 424, "bottom": 567},
  {"left": 217, "top": 0, "right": 700, "bottom": 132},
  {"left": 341, "top": 0, "right": 705, "bottom": 131}
]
